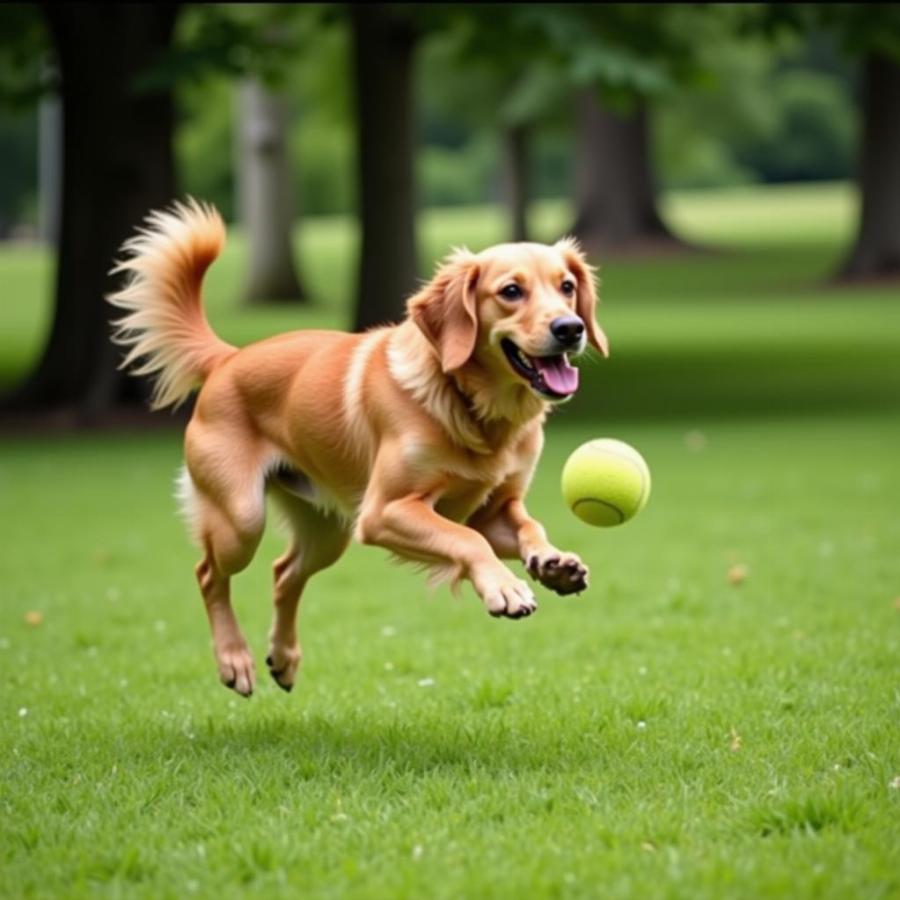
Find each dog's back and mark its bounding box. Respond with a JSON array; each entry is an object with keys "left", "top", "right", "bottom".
[{"left": 189, "top": 326, "right": 379, "bottom": 514}]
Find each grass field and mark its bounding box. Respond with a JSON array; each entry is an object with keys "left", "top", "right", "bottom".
[{"left": 1, "top": 183, "right": 899, "bottom": 899}]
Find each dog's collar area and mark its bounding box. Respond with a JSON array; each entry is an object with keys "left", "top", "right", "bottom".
[
  {"left": 447, "top": 370, "right": 480, "bottom": 418},
  {"left": 500, "top": 338, "right": 578, "bottom": 400}
]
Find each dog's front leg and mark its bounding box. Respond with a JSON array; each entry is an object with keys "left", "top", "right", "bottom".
[
  {"left": 356, "top": 488, "right": 538, "bottom": 619},
  {"left": 470, "top": 495, "right": 589, "bottom": 596}
]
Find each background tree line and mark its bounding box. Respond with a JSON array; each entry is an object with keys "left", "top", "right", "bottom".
[
  {"left": 0, "top": 2, "right": 898, "bottom": 422},
  {"left": 0, "top": 5, "right": 863, "bottom": 228}
]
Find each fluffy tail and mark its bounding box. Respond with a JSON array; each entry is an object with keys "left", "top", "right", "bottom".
[{"left": 108, "top": 198, "right": 236, "bottom": 410}]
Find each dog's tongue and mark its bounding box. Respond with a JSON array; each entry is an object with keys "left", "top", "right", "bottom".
[{"left": 534, "top": 355, "right": 579, "bottom": 396}]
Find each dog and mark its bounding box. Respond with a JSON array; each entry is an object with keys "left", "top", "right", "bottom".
[{"left": 108, "top": 199, "right": 609, "bottom": 696}]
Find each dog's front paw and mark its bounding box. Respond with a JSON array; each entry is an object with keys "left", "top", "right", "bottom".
[
  {"left": 477, "top": 568, "right": 538, "bottom": 619},
  {"left": 265, "top": 642, "right": 301, "bottom": 693},
  {"left": 526, "top": 550, "right": 589, "bottom": 595}
]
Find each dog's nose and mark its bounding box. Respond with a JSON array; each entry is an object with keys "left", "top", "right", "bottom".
[{"left": 550, "top": 316, "right": 585, "bottom": 347}]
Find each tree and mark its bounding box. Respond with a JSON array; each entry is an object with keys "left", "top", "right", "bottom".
[
  {"left": 164, "top": 5, "right": 318, "bottom": 305},
  {"left": 0, "top": 4, "right": 324, "bottom": 420},
  {"left": 37, "top": 87, "right": 61, "bottom": 245},
  {"left": 417, "top": 8, "right": 563, "bottom": 244},
  {"left": 346, "top": 2, "right": 549, "bottom": 327},
  {"left": 4, "top": 3, "right": 179, "bottom": 420},
  {"left": 501, "top": 124, "right": 530, "bottom": 241},
  {"left": 350, "top": 4, "right": 419, "bottom": 331},
  {"left": 552, "top": 4, "right": 720, "bottom": 254},
  {"left": 236, "top": 77, "right": 305, "bottom": 304},
  {"left": 0, "top": 4, "right": 47, "bottom": 239},
  {"left": 420, "top": 4, "right": 718, "bottom": 254},
  {"left": 571, "top": 89, "right": 675, "bottom": 253},
  {"left": 841, "top": 51, "right": 900, "bottom": 278},
  {"left": 743, "top": 3, "right": 900, "bottom": 279}
]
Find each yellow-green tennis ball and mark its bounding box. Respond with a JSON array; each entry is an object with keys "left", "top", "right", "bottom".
[{"left": 562, "top": 439, "right": 651, "bottom": 527}]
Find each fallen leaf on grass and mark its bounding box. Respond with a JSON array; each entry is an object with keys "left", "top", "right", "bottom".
[
  {"left": 728, "top": 564, "right": 749, "bottom": 586},
  {"left": 684, "top": 430, "right": 707, "bottom": 452},
  {"left": 24, "top": 611, "right": 43, "bottom": 627}
]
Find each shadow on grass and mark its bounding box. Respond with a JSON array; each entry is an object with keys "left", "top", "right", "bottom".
[{"left": 122, "top": 706, "right": 616, "bottom": 780}]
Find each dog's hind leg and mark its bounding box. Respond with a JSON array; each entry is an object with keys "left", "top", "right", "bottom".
[
  {"left": 193, "top": 501, "right": 265, "bottom": 696},
  {"left": 185, "top": 430, "right": 268, "bottom": 697},
  {"left": 266, "top": 486, "right": 351, "bottom": 692}
]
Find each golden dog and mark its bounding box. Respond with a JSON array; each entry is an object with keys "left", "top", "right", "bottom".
[{"left": 109, "top": 200, "right": 609, "bottom": 696}]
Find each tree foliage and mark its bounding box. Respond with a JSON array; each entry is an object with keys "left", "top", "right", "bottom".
[
  {"left": 743, "top": 3, "right": 900, "bottom": 62},
  {"left": 138, "top": 4, "right": 331, "bottom": 93},
  {"left": 0, "top": 4, "right": 54, "bottom": 110},
  {"left": 0, "top": 3, "right": 874, "bottom": 226},
  {"left": 415, "top": 3, "right": 709, "bottom": 133}
]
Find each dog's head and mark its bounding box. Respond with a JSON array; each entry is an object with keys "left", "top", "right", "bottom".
[{"left": 408, "top": 238, "right": 608, "bottom": 404}]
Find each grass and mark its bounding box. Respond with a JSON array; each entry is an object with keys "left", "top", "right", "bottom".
[{"left": 1, "top": 182, "right": 900, "bottom": 898}]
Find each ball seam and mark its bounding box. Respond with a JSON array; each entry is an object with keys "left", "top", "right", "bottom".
[
  {"left": 579, "top": 445, "right": 650, "bottom": 505},
  {"left": 572, "top": 496, "right": 625, "bottom": 525}
]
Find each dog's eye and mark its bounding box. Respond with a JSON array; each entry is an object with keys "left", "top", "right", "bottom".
[
  {"left": 499, "top": 284, "right": 524, "bottom": 300},
  {"left": 561, "top": 279, "right": 576, "bottom": 296}
]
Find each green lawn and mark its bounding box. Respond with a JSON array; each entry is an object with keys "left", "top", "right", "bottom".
[{"left": 1, "top": 183, "right": 899, "bottom": 899}]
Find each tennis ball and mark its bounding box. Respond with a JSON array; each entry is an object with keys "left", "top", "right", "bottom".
[{"left": 562, "top": 438, "right": 651, "bottom": 527}]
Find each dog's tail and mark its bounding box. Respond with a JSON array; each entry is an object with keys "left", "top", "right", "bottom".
[{"left": 107, "top": 198, "right": 236, "bottom": 410}]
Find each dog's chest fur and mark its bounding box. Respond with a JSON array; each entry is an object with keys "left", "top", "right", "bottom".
[{"left": 402, "top": 432, "right": 528, "bottom": 523}]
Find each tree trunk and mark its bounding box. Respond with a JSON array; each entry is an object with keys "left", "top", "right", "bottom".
[
  {"left": 350, "top": 4, "right": 418, "bottom": 332},
  {"left": 38, "top": 88, "right": 62, "bottom": 246},
  {"left": 236, "top": 78, "right": 305, "bottom": 304},
  {"left": 840, "top": 53, "right": 900, "bottom": 280},
  {"left": 3, "top": 3, "right": 178, "bottom": 421},
  {"left": 571, "top": 88, "right": 679, "bottom": 254},
  {"left": 502, "top": 124, "right": 529, "bottom": 242}
]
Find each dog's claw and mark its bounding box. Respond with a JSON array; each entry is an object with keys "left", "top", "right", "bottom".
[
  {"left": 265, "top": 645, "right": 301, "bottom": 693},
  {"left": 217, "top": 644, "right": 256, "bottom": 696},
  {"left": 268, "top": 666, "right": 293, "bottom": 692}
]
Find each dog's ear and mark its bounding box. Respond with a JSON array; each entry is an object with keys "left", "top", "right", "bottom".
[
  {"left": 555, "top": 236, "right": 609, "bottom": 357},
  {"left": 408, "top": 249, "right": 480, "bottom": 373}
]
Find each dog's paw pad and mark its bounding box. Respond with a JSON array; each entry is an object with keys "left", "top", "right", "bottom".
[{"left": 528, "top": 551, "right": 589, "bottom": 596}]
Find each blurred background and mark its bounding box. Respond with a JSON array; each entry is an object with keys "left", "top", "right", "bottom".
[{"left": 0, "top": 2, "right": 898, "bottom": 425}]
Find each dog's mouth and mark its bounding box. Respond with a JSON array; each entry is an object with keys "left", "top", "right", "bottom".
[{"left": 501, "top": 338, "right": 579, "bottom": 401}]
